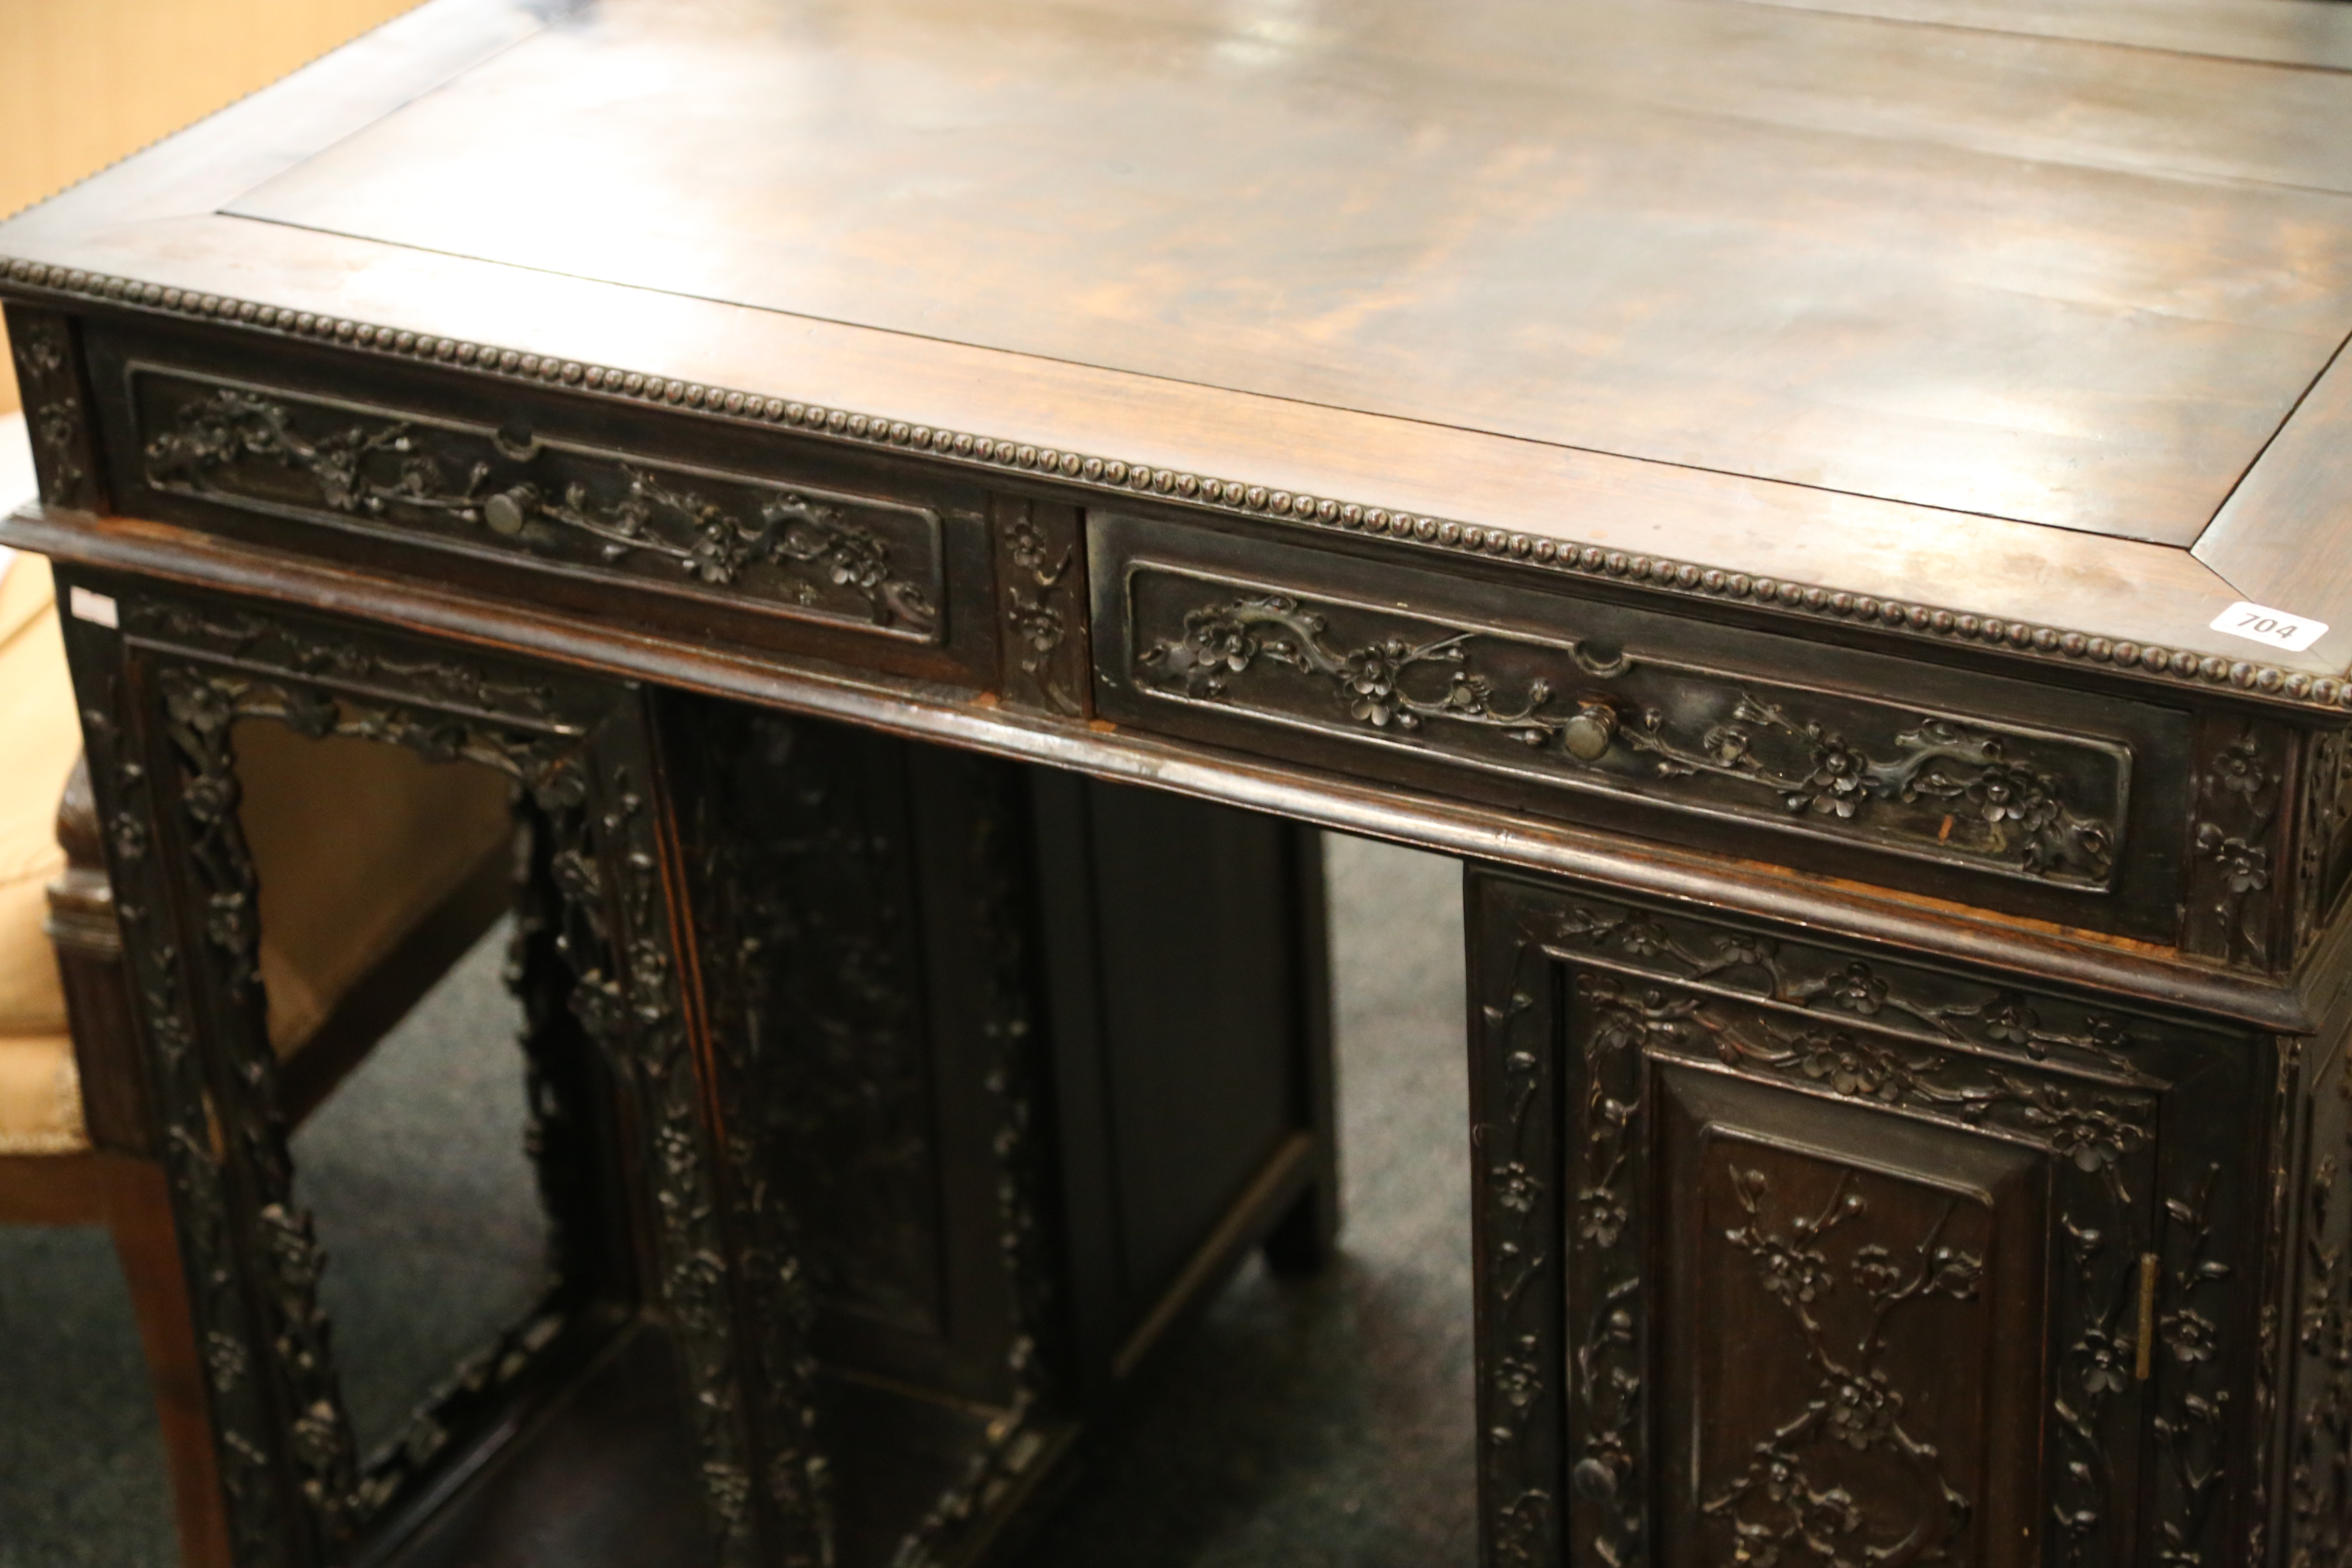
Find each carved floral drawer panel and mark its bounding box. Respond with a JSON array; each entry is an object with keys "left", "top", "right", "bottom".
[
  {"left": 1089, "top": 509, "right": 2193, "bottom": 943},
  {"left": 1465, "top": 867, "right": 2275, "bottom": 1568},
  {"left": 76, "top": 315, "right": 1000, "bottom": 684}
]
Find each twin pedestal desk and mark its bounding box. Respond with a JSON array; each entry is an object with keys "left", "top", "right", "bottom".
[{"left": 10, "top": 0, "right": 2352, "bottom": 1563}]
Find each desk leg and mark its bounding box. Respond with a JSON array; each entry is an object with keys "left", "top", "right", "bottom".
[
  {"left": 1464, "top": 862, "right": 2280, "bottom": 1568},
  {"left": 1262, "top": 823, "right": 1338, "bottom": 1277},
  {"left": 56, "top": 581, "right": 827, "bottom": 1568},
  {"left": 1032, "top": 774, "right": 1338, "bottom": 1408}
]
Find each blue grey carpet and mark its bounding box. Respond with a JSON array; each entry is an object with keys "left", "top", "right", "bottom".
[{"left": 0, "top": 833, "right": 1472, "bottom": 1565}]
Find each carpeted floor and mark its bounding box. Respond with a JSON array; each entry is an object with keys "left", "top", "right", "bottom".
[{"left": 0, "top": 833, "right": 1472, "bottom": 1567}]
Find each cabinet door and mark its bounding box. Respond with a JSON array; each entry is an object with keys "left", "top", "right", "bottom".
[
  {"left": 1654, "top": 1067, "right": 2051, "bottom": 1564},
  {"left": 1466, "top": 869, "right": 2270, "bottom": 1568}
]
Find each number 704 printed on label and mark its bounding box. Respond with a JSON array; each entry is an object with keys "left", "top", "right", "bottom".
[{"left": 2211, "top": 601, "right": 2330, "bottom": 654}]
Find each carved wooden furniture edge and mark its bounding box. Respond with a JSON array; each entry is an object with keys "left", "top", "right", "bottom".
[
  {"left": 7, "top": 257, "right": 2349, "bottom": 719},
  {"left": 12, "top": 501, "right": 2331, "bottom": 1035},
  {"left": 1467, "top": 867, "right": 2272, "bottom": 1568}
]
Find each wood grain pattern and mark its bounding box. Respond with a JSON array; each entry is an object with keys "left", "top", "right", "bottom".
[
  {"left": 15, "top": 0, "right": 2352, "bottom": 671},
  {"left": 0, "top": 217, "right": 2289, "bottom": 677},
  {"left": 221, "top": 0, "right": 2352, "bottom": 544},
  {"left": 2197, "top": 339, "right": 2352, "bottom": 656},
  {"left": 1722, "top": 0, "right": 2352, "bottom": 71}
]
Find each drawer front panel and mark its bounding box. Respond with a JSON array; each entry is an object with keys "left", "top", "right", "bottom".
[
  {"left": 82, "top": 316, "right": 998, "bottom": 683},
  {"left": 132, "top": 364, "right": 943, "bottom": 638},
  {"left": 1467, "top": 870, "right": 2267, "bottom": 1568},
  {"left": 1092, "top": 510, "right": 2190, "bottom": 937}
]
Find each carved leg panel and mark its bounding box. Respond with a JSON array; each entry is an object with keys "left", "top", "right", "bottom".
[
  {"left": 54, "top": 577, "right": 825, "bottom": 1568},
  {"left": 666, "top": 700, "right": 1068, "bottom": 1567},
  {"left": 1465, "top": 866, "right": 2279, "bottom": 1568},
  {"left": 2281, "top": 1023, "right": 2352, "bottom": 1563}
]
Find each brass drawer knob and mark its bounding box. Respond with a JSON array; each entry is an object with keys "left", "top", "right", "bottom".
[
  {"left": 483, "top": 484, "right": 539, "bottom": 536},
  {"left": 1563, "top": 699, "right": 1617, "bottom": 762}
]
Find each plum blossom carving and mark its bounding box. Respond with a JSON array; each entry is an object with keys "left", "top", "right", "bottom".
[
  {"left": 1795, "top": 735, "right": 1874, "bottom": 819},
  {"left": 1704, "top": 1167, "right": 1978, "bottom": 1564},
  {"left": 1142, "top": 594, "right": 1561, "bottom": 745},
  {"left": 1624, "top": 703, "right": 2116, "bottom": 883},
  {"left": 142, "top": 384, "right": 936, "bottom": 633},
  {"left": 11, "top": 311, "right": 96, "bottom": 507},
  {"left": 1139, "top": 589, "right": 2121, "bottom": 886},
  {"left": 2188, "top": 721, "right": 2286, "bottom": 965}
]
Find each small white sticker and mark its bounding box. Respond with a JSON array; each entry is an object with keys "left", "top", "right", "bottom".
[
  {"left": 68, "top": 585, "right": 118, "bottom": 628},
  {"left": 2211, "top": 601, "right": 2328, "bottom": 653}
]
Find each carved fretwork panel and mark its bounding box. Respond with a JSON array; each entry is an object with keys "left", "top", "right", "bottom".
[
  {"left": 2288, "top": 1042, "right": 2352, "bottom": 1565},
  {"left": 1129, "top": 564, "right": 2130, "bottom": 890},
  {"left": 668, "top": 699, "right": 1069, "bottom": 1565},
  {"left": 2184, "top": 712, "right": 2294, "bottom": 968},
  {"left": 993, "top": 497, "right": 1088, "bottom": 717},
  {"left": 6, "top": 303, "right": 103, "bottom": 509},
  {"left": 1657, "top": 1069, "right": 2044, "bottom": 1566},
  {"left": 55, "top": 585, "right": 825, "bottom": 1568},
  {"left": 126, "top": 365, "right": 947, "bottom": 641},
  {"left": 2293, "top": 725, "right": 2352, "bottom": 963},
  {"left": 688, "top": 704, "right": 949, "bottom": 1336},
  {"left": 1467, "top": 870, "right": 2273, "bottom": 1568}
]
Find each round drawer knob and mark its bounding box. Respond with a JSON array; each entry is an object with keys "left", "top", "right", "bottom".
[
  {"left": 1562, "top": 700, "right": 1617, "bottom": 762},
  {"left": 483, "top": 485, "right": 537, "bottom": 536}
]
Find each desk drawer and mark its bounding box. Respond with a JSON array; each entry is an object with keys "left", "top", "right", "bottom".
[
  {"left": 81, "top": 317, "right": 994, "bottom": 682},
  {"left": 1089, "top": 509, "right": 2192, "bottom": 939}
]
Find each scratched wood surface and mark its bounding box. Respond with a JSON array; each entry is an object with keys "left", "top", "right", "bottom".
[
  {"left": 221, "top": 0, "right": 2352, "bottom": 547},
  {"left": 7, "top": 0, "right": 2352, "bottom": 666}
]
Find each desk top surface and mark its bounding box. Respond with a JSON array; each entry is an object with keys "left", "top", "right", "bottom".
[{"left": 9, "top": 0, "right": 2352, "bottom": 677}]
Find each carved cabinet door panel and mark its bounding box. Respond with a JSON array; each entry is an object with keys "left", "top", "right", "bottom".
[
  {"left": 1467, "top": 867, "right": 2272, "bottom": 1568},
  {"left": 1653, "top": 1068, "right": 2052, "bottom": 1566}
]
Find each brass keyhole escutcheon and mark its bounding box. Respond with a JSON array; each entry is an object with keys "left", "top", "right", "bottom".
[
  {"left": 1563, "top": 699, "right": 1618, "bottom": 762},
  {"left": 493, "top": 423, "right": 541, "bottom": 461}
]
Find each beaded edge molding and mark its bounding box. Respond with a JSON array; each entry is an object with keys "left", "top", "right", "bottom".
[{"left": 8, "top": 253, "right": 2349, "bottom": 717}]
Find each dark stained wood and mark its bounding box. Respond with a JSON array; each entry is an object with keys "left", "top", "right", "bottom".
[
  {"left": 10, "top": 0, "right": 2352, "bottom": 670},
  {"left": 1655, "top": 1069, "right": 2047, "bottom": 1564},
  {"left": 1263, "top": 824, "right": 1338, "bottom": 1277},
  {"left": 46, "top": 752, "right": 154, "bottom": 1155},
  {"left": 11, "top": 0, "right": 2352, "bottom": 1562},
  {"left": 1089, "top": 505, "right": 2190, "bottom": 943},
  {"left": 211, "top": 0, "right": 2352, "bottom": 544},
  {"left": 1467, "top": 865, "right": 2276, "bottom": 1568},
  {"left": 1030, "top": 767, "right": 1336, "bottom": 1409},
  {"left": 1109, "top": 1134, "right": 1320, "bottom": 1384},
  {"left": 10, "top": 502, "right": 2331, "bottom": 1035},
  {"left": 1079, "top": 781, "right": 1305, "bottom": 1308},
  {"left": 2197, "top": 340, "right": 2352, "bottom": 658},
  {"left": 374, "top": 1326, "right": 712, "bottom": 1568}
]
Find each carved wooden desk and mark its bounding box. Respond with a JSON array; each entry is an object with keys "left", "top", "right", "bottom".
[{"left": 10, "top": 0, "right": 2352, "bottom": 1564}]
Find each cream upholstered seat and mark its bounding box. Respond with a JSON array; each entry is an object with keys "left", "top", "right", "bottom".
[
  {"left": 0, "top": 551, "right": 88, "bottom": 1152},
  {"left": 0, "top": 550, "right": 513, "bottom": 1152}
]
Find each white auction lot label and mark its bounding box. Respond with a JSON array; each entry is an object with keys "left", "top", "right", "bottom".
[
  {"left": 67, "top": 585, "right": 118, "bottom": 628},
  {"left": 2211, "top": 601, "right": 2329, "bottom": 653}
]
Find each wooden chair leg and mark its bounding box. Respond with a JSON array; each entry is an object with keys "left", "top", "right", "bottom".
[{"left": 100, "top": 1155, "right": 233, "bottom": 1568}]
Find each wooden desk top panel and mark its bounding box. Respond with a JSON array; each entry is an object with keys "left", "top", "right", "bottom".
[
  {"left": 7, "top": 0, "right": 2352, "bottom": 687},
  {"left": 224, "top": 0, "right": 2352, "bottom": 547}
]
